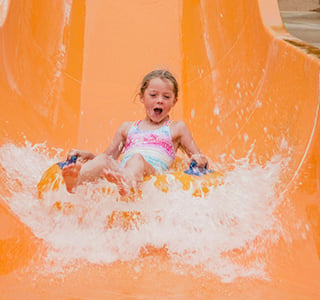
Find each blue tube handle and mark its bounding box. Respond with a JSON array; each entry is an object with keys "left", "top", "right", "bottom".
[
  {"left": 184, "top": 160, "right": 214, "bottom": 176},
  {"left": 57, "top": 155, "right": 78, "bottom": 169}
]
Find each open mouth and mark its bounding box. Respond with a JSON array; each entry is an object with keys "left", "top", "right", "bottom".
[{"left": 154, "top": 108, "right": 163, "bottom": 115}]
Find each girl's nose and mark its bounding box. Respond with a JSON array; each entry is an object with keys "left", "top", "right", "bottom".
[{"left": 157, "top": 96, "right": 164, "bottom": 103}]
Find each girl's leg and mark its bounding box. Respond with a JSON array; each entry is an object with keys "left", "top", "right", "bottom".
[
  {"left": 62, "top": 162, "right": 82, "bottom": 193},
  {"left": 124, "top": 153, "right": 156, "bottom": 181},
  {"left": 103, "top": 154, "right": 156, "bottom": 195},
  {"left": 62, "top": 153, "right": 120, "bottom": 193}
]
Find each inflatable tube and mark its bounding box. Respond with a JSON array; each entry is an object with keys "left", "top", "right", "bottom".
[{"left": 37, "top": 158, "right": 224, "bottom": 230}]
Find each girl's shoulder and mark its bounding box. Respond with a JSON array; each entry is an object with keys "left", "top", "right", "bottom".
[
  {"left": 170, "top": 120, "right": 187, "bottom": 129},
  {"left": 117, "top": 121, "right": 135, "bottom": 136},
  {"left": 169, "top": 120, "right": 189, "bottom": 136},
  {"left": 120, "top": 121, "right": 134, "bottom": 128}
]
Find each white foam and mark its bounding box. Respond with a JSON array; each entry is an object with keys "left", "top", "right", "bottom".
[{"left": 0, "top": 143, "right": 285, "bottom": 282}]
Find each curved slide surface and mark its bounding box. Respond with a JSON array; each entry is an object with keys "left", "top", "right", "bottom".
[{"left": 1, "top": 0, "right": 320, "bottom": 298}]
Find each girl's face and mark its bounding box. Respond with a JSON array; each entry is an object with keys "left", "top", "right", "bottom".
[{"left": 140, "top": 77, "right": 177, "bottom": 124}]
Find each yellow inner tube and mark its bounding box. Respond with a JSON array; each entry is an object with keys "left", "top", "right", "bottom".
[{"left": 37, "top": 160, "right": 224, "bottom": 230}]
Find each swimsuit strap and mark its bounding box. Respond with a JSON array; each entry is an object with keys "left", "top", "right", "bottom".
[
  {"left": 133, "top": 120, "right": 142, "bottom": 127},
  {"left": 164, "top": 119, "right": 172, "bottom": 127}
]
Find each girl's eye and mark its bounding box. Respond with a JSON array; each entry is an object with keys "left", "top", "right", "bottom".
[{"left": 150, "top": 94, "right": 156, "bottom": 97}]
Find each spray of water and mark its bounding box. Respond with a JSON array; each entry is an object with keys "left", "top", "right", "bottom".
[{"left": 0, "top": 142, "right": 286, "bottom": 282}]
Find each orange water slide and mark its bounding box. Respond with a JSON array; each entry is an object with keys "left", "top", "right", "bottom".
[{"left": 1, "top": 0, "right": 320, "bottom": 298}]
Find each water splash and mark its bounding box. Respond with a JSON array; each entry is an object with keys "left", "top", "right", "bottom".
[{"left": 0, "top": 142, "right": 285, "bottom": 282}]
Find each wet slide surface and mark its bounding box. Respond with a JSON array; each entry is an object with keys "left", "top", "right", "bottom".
[{"left": 1, "top": 0, "right": 320, "bottom": 299}]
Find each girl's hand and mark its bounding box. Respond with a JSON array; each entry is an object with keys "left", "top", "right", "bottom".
[
  {"left": 190, "top": 153, "right": 208, "bottom": 169},
  {"left": 67, "top": 149, "right": 95, "bottom": 162}
]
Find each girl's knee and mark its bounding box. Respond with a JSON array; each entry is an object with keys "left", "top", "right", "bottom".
[
  {"left": 127, "top": 154, "right": 156, "bottom": 176},
  {"left": 131, "top": 153, "right": 144, "bottom": 161},
  {"left": 127, "top": 153, "right": 145, "bottom": 166}
]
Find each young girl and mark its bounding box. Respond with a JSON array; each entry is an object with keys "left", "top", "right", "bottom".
[{"left": 62, "top": 69, "right": 208, "bottom": 194}]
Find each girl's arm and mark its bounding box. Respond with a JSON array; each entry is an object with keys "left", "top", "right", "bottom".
[
  {"left": 67, "top": 149, "right": 96, "bottom": 162},
  {"left": 174, "top": 121, "right": 208, "bottom": 168},
  {"left": 67, "top": 122, "right": 130, "bottom": 163},
  {"left": 64, "top": 122, "right": 131, "bottom": 187},
  {"left": 103, "top": 122, "right": 131, "bottom": 160}
]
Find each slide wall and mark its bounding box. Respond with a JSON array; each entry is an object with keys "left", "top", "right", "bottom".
[{"left": 0, "top": 0, "right": 320, "bottom": 298}]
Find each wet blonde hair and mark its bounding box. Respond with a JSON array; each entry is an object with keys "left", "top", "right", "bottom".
[{"left": 140, "top": 69, "right": 179, "bottom": 99}]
